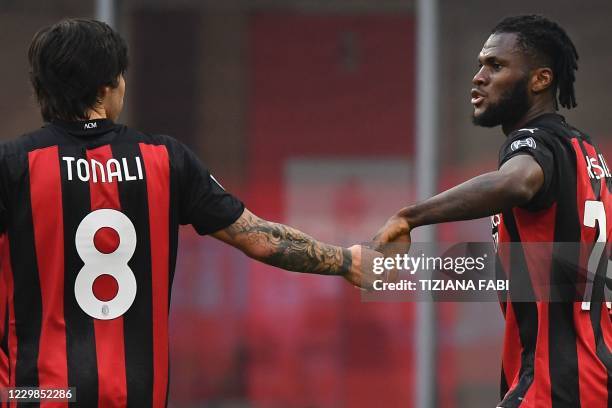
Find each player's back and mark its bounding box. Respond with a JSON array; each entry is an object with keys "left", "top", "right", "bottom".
[{"left": 0, "top": 118, "right": 243, "bottom": 407}]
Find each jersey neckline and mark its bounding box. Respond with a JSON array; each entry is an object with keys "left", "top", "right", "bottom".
[{"left": 48, "top": 118, "right": 116, "bottom": 136}]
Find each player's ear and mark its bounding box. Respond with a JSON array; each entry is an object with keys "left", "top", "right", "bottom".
[
  {"left": 98, "top": 84, "right": 112, "bottom": 101},
  {"left": 531, "top": 67, "right": 553, "bottom": 93}
]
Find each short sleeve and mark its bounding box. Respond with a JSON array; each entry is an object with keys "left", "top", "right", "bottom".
[
  {"left": 498, "top": 128, "right": 556, "bottom": 210},
  {"left": 176, "top": 143, "right": 244, "bottom": 235}
]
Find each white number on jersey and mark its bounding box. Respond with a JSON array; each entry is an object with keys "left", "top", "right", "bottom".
[
  {"left": 581, "top": 200, "right": 612, "bottom": 310},
  {"left": 74, "top": 209, "right": 137, "bottom": 319}
]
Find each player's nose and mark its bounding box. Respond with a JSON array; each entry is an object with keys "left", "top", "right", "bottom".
[{"left": 472, "top": 67, "right": 488, "bottom": 86}]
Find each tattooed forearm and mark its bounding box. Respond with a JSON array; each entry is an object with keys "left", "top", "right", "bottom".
[{"left": 224, "top": 211, "right": 352, "bottom": 276}]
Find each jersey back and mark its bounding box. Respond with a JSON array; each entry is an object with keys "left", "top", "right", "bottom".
[{"left": 0, "top": 119, "right": 243, "bottom": 407}]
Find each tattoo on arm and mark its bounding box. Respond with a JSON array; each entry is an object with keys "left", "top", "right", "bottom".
[{"left": 224, "top": 211, "right": 351, "bottom": 275}]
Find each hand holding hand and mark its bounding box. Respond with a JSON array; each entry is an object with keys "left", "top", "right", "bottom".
[{"left": 372, "top": 214, "right": 411, "bottom": 251}]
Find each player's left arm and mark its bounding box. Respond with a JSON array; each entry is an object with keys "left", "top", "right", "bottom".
[{"left": 374, "top": 154, "right": 544, "bottom": 245}]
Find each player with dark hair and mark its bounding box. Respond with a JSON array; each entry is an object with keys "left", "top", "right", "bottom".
[
  {"left": 0, "top": 18, "right": 378, "bottom": 407},
  {"left": 376, "top": 15, "right": 611, "bottom": 407}
]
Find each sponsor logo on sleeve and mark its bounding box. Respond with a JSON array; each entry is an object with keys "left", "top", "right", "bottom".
[{"left": 511, "top": 137, "right": 537, "bottom": 151}]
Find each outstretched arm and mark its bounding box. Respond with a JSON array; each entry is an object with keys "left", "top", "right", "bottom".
[
  {"left": 374, "top": 154, "right": 544, "bottom": 244},
  {"left": 212, "top": 209, "right": 378, "bottom": 288}
]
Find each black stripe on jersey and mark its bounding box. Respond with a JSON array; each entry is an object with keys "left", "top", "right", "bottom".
[
  {"left": 495, "top": 253, "right": 509, "bottom": 313},
  {"left": 9, "top": 170, "right": 42, "bottom": 391},
  {"left": 498, "top": 211, "right": 537, "bottom": 408},
  {"left": 500, "top": 364, "right": 509, "bottom": 401},
  {"left": 8, "top": 180, "right": 42, "bottom": 397},
  {"left": 111, "top": 142, "right": 154, "bottom": 408},
  {"left": 58, "top": 144, "right": 99, "bottom": 407},
  {"left": 550, "top": 157, "right": 581, "bottom": 408}
]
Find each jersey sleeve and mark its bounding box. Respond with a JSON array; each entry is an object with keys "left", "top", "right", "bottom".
[
  {"left": 175, "top": 142, "right": 244, "bottom": 235},
  {"left": 498, "top": 128, "right": 556, "bottom": 210}
]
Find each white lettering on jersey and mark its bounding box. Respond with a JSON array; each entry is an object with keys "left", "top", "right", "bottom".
[
  {"left": 84, "top": 122, "right": 98, "bottom": 130},
  {"left": 77, "top": 159, "right": 90, "bottom": 181},
  {"left": 63, "top": 157, "right": 75, "bottom": 180},
  {"left": 63, "top": 156, "right": 144, "bottom": 183},
  {"left": 585, "top": 154, "right": 612, "bottom": 180},
  {"left": 510, "top": 137, "right": 537, "bottom": 151},
  {"left": 107, "top": 159, "right": 122, "bottom": 182},
  {"left": 91, "top": 159, "right": 106, "bottom": 183}
]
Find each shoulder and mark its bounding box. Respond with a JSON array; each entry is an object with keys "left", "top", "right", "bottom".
[
  {"left": 113, "top": 125, "right": 176, "bottom": 146},
  {"left": 0, "top": 126, "right": 59, "bottom": 158},
  {"left": 507, "top": 126, "right": 555, "bottom": 145},
  {"left": 500, "top": 127, "right": 556, "bottom": 157},
  {"left": 113, "top": 126, "right": 191, "bottom": 158}
]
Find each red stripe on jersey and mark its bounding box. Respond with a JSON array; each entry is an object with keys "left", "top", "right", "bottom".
[
  {"left": 571, "top": 140, "right": 610, "bottom": 406},
  {"left": 0, "top": 235, "right": 8, "bottom": 390},
  {"left": 512, "top": 205, "right": 556, "bottom": 300},
  {"left": 600, "top": 302, "right": 612, "bottom": 354},
  {"left": 139, "top": 143, "right": 170, "bottom": 407},
  {"left": 512, "top": 205, "right": 556, "bottom": 408},
  {"left": 574, "top": 302, "right": 608, "bottom": 406},
  {"left": 4, "top": 238, "right": 16, "bottom": 408},
  {"left": 28, "top": 147, "right": 69, "bottom": 406},
  {"left": 86, "top": 146, "right": 128, "bottom": 408}
]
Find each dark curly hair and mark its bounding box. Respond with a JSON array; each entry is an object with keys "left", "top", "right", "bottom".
[
  {"left": 492, "top": 15, "right": 579, "bottom": 110},
  {"left": 28, "top": 18, "right": 128, "bottom": 122}
]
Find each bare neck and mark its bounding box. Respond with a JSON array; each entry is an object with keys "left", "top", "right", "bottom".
[{"left": 85, "top": 103, "right": 108, "bottom": 120}]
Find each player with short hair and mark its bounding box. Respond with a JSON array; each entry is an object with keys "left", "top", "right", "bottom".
[
  {"left": 0, "top": 18, "right": 377, "bottom": 407},
  {"left": 376, "top": 15, "right": 611, "bottom": 407}
]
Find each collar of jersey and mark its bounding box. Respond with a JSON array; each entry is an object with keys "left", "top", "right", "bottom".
[
  {"left": 524, "top": 113, "right": 565, "bottom": 128},
  {"left": 49, "top": 119, "right": 116, "bottom": 136}
]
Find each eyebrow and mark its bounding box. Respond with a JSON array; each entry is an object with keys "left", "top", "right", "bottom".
[{"left": 478, "top": 55, "right": 506, "bottom": 65}]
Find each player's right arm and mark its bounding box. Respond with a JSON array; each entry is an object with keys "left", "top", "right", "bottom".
[
  {"left": 374, "top": 154, "right": 544, "bottom": 245},
  {"left": 173, "top": 138, "right": 380, "bottom": 288},
  {"left": 212, "top": 209, "right": 379, "bottom": 289}
]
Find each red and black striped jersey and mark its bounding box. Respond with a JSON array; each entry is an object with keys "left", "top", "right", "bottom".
[
  {"left": 0, "top": 119, "right": 244, "bottom": 407},
  {"left": 491, "top": 114, "right": 612, "bottom": 407}
]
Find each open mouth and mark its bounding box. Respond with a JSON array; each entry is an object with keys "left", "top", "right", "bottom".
[{"left": 471, "top": 89, "right": 486, "bottom": 106}]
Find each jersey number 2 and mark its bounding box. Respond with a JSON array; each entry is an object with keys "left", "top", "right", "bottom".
[
  {"left": 74, "top": 209, "right": 137, "bottom": 320},
  {"left": 582, "top": 200, "right": 612, "bottom": 310}
]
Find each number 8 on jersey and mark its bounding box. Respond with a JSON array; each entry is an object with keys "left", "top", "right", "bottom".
[{"left": 74, "top": 209, "right": 137, "bottom": 320}]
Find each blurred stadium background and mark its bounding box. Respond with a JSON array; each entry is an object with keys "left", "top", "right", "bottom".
[{"left": 1, "top": 0, "right": 611, "bottom": 407}]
